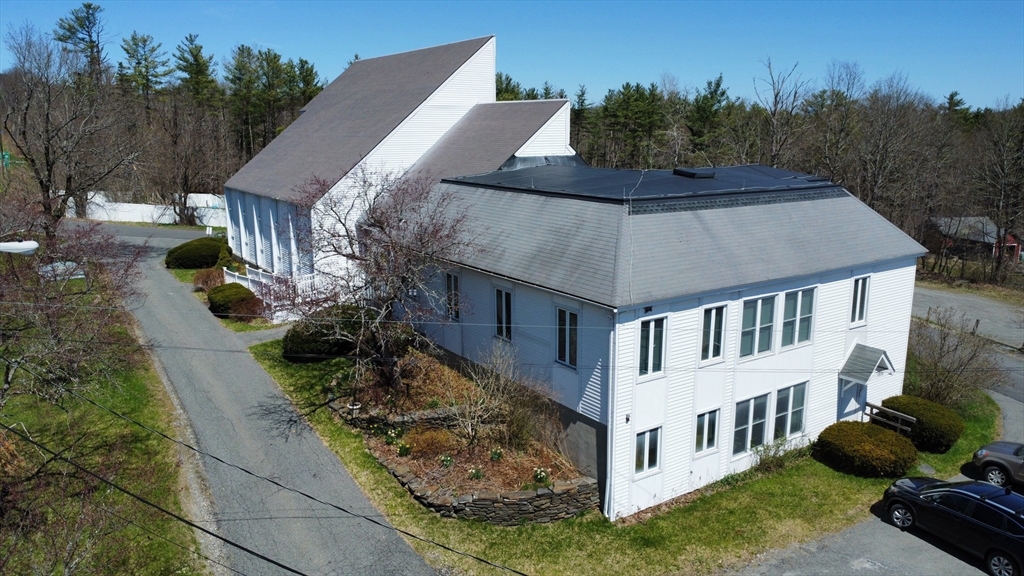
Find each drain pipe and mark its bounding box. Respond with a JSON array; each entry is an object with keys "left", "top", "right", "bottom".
[{"left": 603, "top": 308, "right": 618, "bottom": 519}]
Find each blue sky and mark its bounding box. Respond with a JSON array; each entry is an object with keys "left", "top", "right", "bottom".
[{"left": 1, "top": 1, "right": 1021, "bottom": 109}]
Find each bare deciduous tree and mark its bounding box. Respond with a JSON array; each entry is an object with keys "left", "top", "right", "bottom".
[
  {"left": 1, "top": 24, "right": 141, "bottom": 238},
  {"left": 908, "top": 307, "right": 1003, "bottom": 408},
  {"left": 0, "top": 189, "right": 144, "bottom": 413},
  {"left": 292, "top": 169, "right": 472, "bottom": 396},
  {"left": 754, "top": 58, "right": 809, "bottom": 168}
]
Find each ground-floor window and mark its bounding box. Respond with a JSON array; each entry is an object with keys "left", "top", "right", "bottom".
[
  {"left": 635, "top": 427, "right": 661, "bottom": 473},
  {"left": 733, "top": 394, "right": 768, "bottom": 455},
  {"left": 774, "top": 382, "right": 807, "bottom": 440},
  {"left": 695, "top": 410, "right": 718, "bottom": 453}
]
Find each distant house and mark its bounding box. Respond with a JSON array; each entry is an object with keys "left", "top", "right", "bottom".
[
  {"left": 223, "top": 36, "right": 579, "bottom": 281},
  {"left": 925, "top": 217, "right": 1022, "bottom": 261},
  {"left": 224, "top": 38, "right": 927, "bottom": 519},
  {"left": 420, "top": 164, "right": 926, "bottom": 519}
]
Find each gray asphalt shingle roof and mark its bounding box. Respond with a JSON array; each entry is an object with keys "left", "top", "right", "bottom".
[
  {"left": 224, "top": 36, "right": 493, "bottom": 202},
  {"left": 931, "top": 217, "right": 1008, "bottom": 244},
  {"left": 410, "top": 100, "right": 569, "bottom": 180},
  {"left": 441, "top": 165, "right": 927, "bottom": 308}
]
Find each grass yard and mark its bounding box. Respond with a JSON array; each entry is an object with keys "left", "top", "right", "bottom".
[
  {"left": 167, "top": 267, "right": 281, "bottom": 332},
  {"left": 250, "top": 339, "right": 1001, "bottom": 576},
  {"left": 1, "top": 364, "right": 202, "bottom": 574}
]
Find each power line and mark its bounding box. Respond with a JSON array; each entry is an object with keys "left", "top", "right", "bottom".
[
  {"left": 51, "top": 386, "right": 529, "bottom": 576},
  {"left": 0, "top": 421, "right": 310, "bottom": 576}
]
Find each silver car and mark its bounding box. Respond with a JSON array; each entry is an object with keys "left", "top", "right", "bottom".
[{"left": 974, "top": 442, "right": 1024, "bottom": 487}]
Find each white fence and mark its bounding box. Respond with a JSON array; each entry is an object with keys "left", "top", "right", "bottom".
[
  {"left": 70, "top": 192, "right": 227, "bottom": 227},
  {"left": 222, "top": 268, "right": 328, "bottom": 323}
]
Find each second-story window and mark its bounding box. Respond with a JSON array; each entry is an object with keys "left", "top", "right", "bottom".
[
  {"left": 495, "top": 288, "right": 512, "bottom": 340},
  {"left": 557, "top": 308, "right": 578, "bottom": 367},
  {"left": 851, "top": 276, "right": 869, "bottom": 324},
  {"left": 701, "top": 306, "right": 726, "bottom": 361},
  {"left": 740, "top": 296, "right": 775, "bottom": 357},
  {"left": 445, "top": 273, "right": 459, "bottom": 320},
  {"left": 781, "top": 289, "right": 814, "bottom": 347},
  {"left": 638, "top": 318, "right": 665, "bottom": 376}
]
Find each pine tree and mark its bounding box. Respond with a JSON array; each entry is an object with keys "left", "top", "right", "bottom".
[
  {"left": 173, "top": 34, "right": 220, "bottom": 106},
  {"left": 54, "top": 2, "right": 107, "bottom": 84},
  {"left": 116, "top": 32, "right": 170, "bottom": 109}
]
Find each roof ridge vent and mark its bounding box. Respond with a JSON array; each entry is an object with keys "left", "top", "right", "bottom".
[{"left": 673, "top": 167, "right": 715, "bottom": 179}]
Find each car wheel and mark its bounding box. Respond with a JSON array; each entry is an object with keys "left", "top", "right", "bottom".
[
  {"left": 888, "top": 503, "right": 914, "bottom": 529},
  {"left": 984, "top": 465, "right": 1009, "bottom": 487},
  {"left": 986, "top": 551, "right": 1017, "bottom": 576}
]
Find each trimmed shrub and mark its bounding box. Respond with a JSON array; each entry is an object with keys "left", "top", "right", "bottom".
[
  {"left": 814, "top": 421, "right": 917, "bottom": 477},
  {"left": 281, "top": 305, "right": 361, "bottom": 363},
  {"left": 193, "top": 268, "right": 224, "bottom": 292},
  {"left": 207, "top": 283, "right": 262, "bottom": 320},
  {"left": 165, "top": 237, "right": 230, "bottom": 269},
  {"left": 882, "top": 395, "right": 965, "bottom": 453}
]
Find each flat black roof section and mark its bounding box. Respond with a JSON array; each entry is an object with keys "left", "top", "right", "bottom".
[{"left": 444, "top": 164, "right": 836, "bottom": 203}]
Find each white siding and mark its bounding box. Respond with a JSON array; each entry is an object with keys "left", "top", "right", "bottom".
[
  {"left": 605, "top": 258, "right": 919, "bottom": 519},
  {"left": 515, "top": 101, "right": 576, "bottom": 157}
]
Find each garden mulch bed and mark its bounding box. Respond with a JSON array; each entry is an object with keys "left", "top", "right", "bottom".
[{"left": 348, "top": 350, "right": 582, "bottom": 495}]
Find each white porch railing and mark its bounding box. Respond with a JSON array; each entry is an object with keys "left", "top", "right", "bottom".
[{"left": 222, "top": 267, "right": 333, "bottom": 322}]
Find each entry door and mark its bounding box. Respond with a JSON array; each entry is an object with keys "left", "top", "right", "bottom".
[{"left": 837, "top": 378, "right": 866, "bottom": 421}]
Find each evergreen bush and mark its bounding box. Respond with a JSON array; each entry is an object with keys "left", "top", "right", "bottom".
[
  {"left": 281, "top": 305, "right": 361, "bottom": 363},
  {"left": 882, "top": 395, "right": 965, "bottom": 453},
  {"left": 813, "top": 421, "right": 917, "bottom": 477},
  {"left": 207, "top": 283, "right": 261, "bottom": 320},
  {"left": 165, "top": 237, "right": 230, "bottom": 269}
]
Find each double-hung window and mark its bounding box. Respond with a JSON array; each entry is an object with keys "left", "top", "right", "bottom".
[
  {"left": 495, "top": 288, "right": 512, "bottom": 340},
  {"left": 740, "top": 297, "right": 775, "bottom": 357},
  {"left": 700, "top": 306, "right": 726, "bottom": 361},
  {"left": 732, "top": 394, "right": 769, "bottom": 455},
  {"left": 773, "top": 382, "right": 807, "bottom": 440},
  {"left": 851, "top": 276, "right": 869, "bottom": 324},
  {"left": 694, "top": 410, "right": 718, "bottom": 453},
  {"left": 557, "top": 308, "right": 578, "bottom": 368},
  {"left": 781, "top": 289, "right": 814, "bottom": 347},
  {"left": 638, "top": 318, "right": 665, "bottom": 376},
  {"left": 635, "top": 427, "right": 661, "bottom": 473},
  {"left": 445, "top": 273, "right": 460, "bottom": 320}
]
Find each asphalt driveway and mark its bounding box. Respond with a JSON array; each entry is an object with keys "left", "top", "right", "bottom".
[
  {"left": 120, "top": 226, "right": 432, "bottom": 576},
  {"left": 730, "top": 285, "right": 1024, "bottom": 576}
]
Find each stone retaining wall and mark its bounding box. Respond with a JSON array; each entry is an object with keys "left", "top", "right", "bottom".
[{"left": 378, "top": 456, "right": 599, "bottom": 525}]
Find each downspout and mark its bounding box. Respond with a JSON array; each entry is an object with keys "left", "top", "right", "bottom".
[{"left": 603, "top": 308, "right": 618, "bottom": 519}]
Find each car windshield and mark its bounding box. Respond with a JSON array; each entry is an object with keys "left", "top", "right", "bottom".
[{"left": 918, "top": 481, "right": 958, "bottom": 493}]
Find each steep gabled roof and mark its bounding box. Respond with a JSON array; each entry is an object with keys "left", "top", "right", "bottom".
[
  {"left": 409, "top": 100, "right": 569, "bottom": 180},
  {"left": 839, "top": 344, "right": 894, "bottom": 384},
  {"left": 439, "top": 165, "right": 927, "bottom": 308},
  {"left": 224, "top": 36, "right": 493, "bottom": 202}
]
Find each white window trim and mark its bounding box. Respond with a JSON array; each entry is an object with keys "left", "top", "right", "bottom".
[
  {"left": 556, "top": 307, "right": 578, "bottom": 369},
  {"left": 694, "top": 408, "right": 720, "bottom": 455},
  {"left": 781, "top": 288, "right": 815, "bottom": 349},
  {"left": 732, "top": 393, "right": 770, "bottom": 458},
  {"left": 637, "top": 316, "right": 668, "bottom": 380},
  {"left": 699, "top": 305, "right": 727, "bottom": 365},
  {"left": 445, "top": 272, "right": 460, "bottom": 321},
  {"left": 495, "top": 287, "right": 512, "bottom": 341},
  {"left": 634, "top": 426, "right": 662, "bottom": 477},
  {"left": 739, "top": 296, "right": 776, "bottom": 360},
  {"left": 773, "top": 382, "right": 808, "bottom": 441},
  {"left": 850, "top": 276, "right": 869, "bottom": 326}
]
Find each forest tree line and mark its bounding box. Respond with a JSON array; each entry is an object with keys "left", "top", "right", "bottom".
[
  {"left": 1, "top": 2, "right": 325, "bottom": 231},
  {"left": 2, "top": 3, "right": 1022, "bottom": 280}
]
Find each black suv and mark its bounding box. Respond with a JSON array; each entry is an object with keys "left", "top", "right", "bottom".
[{"left": 883, "top": 478, "right": 1024, "bottom": 576}]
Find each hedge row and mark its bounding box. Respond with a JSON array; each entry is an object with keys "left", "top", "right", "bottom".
[
  {"left": 814, "top": 421, "right": 917, "bottom": 477},
  {"left": 165, "top": 237, "right": 230, "bottom": 269},
  {"left": 882, "top": 395, "right": 965, "bottom": 453}
]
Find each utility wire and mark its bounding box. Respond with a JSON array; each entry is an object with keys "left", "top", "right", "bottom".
[
  {"left": 49, "top": 386, "right": 530, "bottom": 576},
  {"left": 0, "top": 421, "right": 310, "bottom": 576}
]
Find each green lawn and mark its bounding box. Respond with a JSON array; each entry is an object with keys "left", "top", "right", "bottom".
[
  {"left": 250, "top": 339, "right": 1001, "bottom": 576},
  {"left": 2, "top": 365, "right": 202, "bottom": 574}
]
